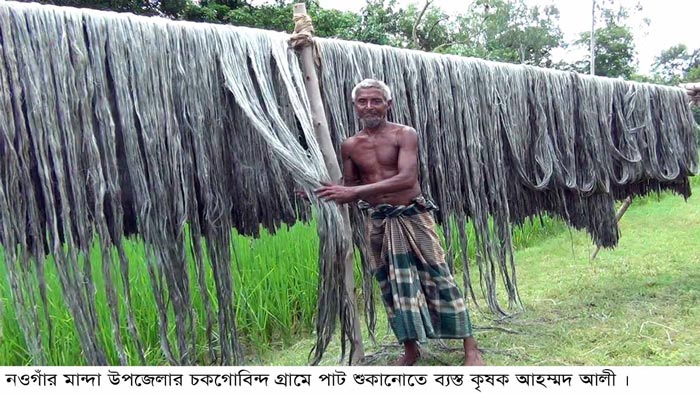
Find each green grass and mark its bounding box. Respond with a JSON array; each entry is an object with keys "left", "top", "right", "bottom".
[{"left": 0, "top": 177, "right": 698, "bottom": 365}]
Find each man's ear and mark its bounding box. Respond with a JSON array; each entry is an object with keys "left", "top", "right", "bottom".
[{"left": 387, "top": 99, "right": 393, "bottom": 109}]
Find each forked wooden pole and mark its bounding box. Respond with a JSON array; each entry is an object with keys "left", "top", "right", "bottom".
[
  {"left": 592, "top": 196, "right": 633, "bottom": 260},
  {"left": 292, "top": 3, "right": 364, "bottom": 364}
]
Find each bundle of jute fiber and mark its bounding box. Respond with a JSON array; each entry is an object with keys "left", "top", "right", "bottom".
[
  {"left": 0, "top": 1, "right": 352, "bottom": 365},
  {"left": 316, "top": 38, "right": 698, "bottom": 319}
]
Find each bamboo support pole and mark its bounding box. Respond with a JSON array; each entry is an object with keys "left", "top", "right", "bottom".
[{"left": 292, "top": 3, "right": 364, "bottom": 364}]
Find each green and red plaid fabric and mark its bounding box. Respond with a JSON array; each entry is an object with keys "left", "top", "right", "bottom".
[{"left": 364, "top": 197, "right": 473, "bottom": 343}]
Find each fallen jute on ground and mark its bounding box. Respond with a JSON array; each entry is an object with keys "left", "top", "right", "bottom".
[{"left": 0, "top": 1, "right": 697, "bottom": 365}]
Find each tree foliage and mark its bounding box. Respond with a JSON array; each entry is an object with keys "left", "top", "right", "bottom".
[
  {"left": 348, "top": 0, "right": 401, "bottom": 45},
  {"left": 389, "top": 1, "right": 452, "bottom": 51},
  {"left": 30, "top": 0, "right": 166, "bottom": 15},
  {"left": 449, "top": 0, "right": 563, "bottom": 67},
  {"left": 181, "top": 1, "right": 358, "bottom": 39},
  {"left": 652, "top": 44, "right": 700, "bottom": 85},
  {"left": 651, "top": 44, "right": 700, "bottom": 126},
  {"left": 569, "top": 1, "right": 640, "bottom": 79}
]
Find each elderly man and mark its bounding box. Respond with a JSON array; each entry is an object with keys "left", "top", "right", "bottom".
[{"left": 315, "top": 79, "right": 484, "bottom": 366}]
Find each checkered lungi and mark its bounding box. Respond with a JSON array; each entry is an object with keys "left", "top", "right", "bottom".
[{"left": 362, "top": 196, "right": 473, "bottom": 342}]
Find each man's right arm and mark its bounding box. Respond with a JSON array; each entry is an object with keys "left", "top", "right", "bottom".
[
  {"left": 312, "top": 138, "right": 362, "bottom": 204},
  {"left": 341, "top": 139, "right": 360, "bottom": 187}
]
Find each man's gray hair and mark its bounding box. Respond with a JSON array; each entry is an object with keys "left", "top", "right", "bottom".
[{"left": 351, "top": 79, "right": 392, "bottom": 102}]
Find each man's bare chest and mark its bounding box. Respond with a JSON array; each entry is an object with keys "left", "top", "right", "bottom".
[{"left": 350, "top": 139, "right": 400, "bottom": 173}]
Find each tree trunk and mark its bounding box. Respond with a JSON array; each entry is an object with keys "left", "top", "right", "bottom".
[{"left": 590, "top": 0, "right": 596, "bottom": 75}]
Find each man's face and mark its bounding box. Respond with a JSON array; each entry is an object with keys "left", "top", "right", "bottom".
[{"left": 354, "top": 88, "right": 391, "bottom": 129}]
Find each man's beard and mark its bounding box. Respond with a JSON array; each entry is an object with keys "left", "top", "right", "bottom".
[{"left": 361, "top": 115, "right": 383, "bottom": 129}]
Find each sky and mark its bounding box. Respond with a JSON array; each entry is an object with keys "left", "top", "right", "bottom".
[{"left": 314, "top": 0, "right": 700, "bottom": 75}]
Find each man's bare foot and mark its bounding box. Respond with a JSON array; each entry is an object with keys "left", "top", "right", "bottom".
[
  {"left": 393, "top": 351, "right": 421, "bottom": 366},
  {"left": 463, "top": 336, "right": 485, "bottom": 366},
  {"left": 464, "top": 350, "right": 485, "bottom": 366},
  {"left": 394, "top": 340, "right": 421, "bottom": 366}
]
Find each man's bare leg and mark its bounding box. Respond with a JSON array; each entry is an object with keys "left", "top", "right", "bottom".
[
  {"left": 463, "top": 336, "right": 485, "bottom": 366},
  {"left": 394, "top": 340, "right": 421, "bottom": 366}
]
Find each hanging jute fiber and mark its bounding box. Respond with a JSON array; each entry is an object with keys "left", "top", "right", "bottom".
[
  {"left": 0, "top": 1, "right": 350, "bottom": 366},
  {"left": 0, "top": 1, "right": 697, "bottom": 365}
]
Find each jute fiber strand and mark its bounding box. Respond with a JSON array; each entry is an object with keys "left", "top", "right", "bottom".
[
  {"left": 0, "top": 1, "right": 698, "bottom": 365},
  {"left": 0, "top": 1, "right": 349, "bottom": 365}
]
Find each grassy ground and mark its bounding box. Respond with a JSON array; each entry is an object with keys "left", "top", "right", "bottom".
[{"left": 259, "top": 180, "right": 700, "bottom": 366}]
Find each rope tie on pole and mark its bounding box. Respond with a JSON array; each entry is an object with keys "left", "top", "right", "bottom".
[{"left": 290, "top": 12, "right": 314, "bottom": 49}]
